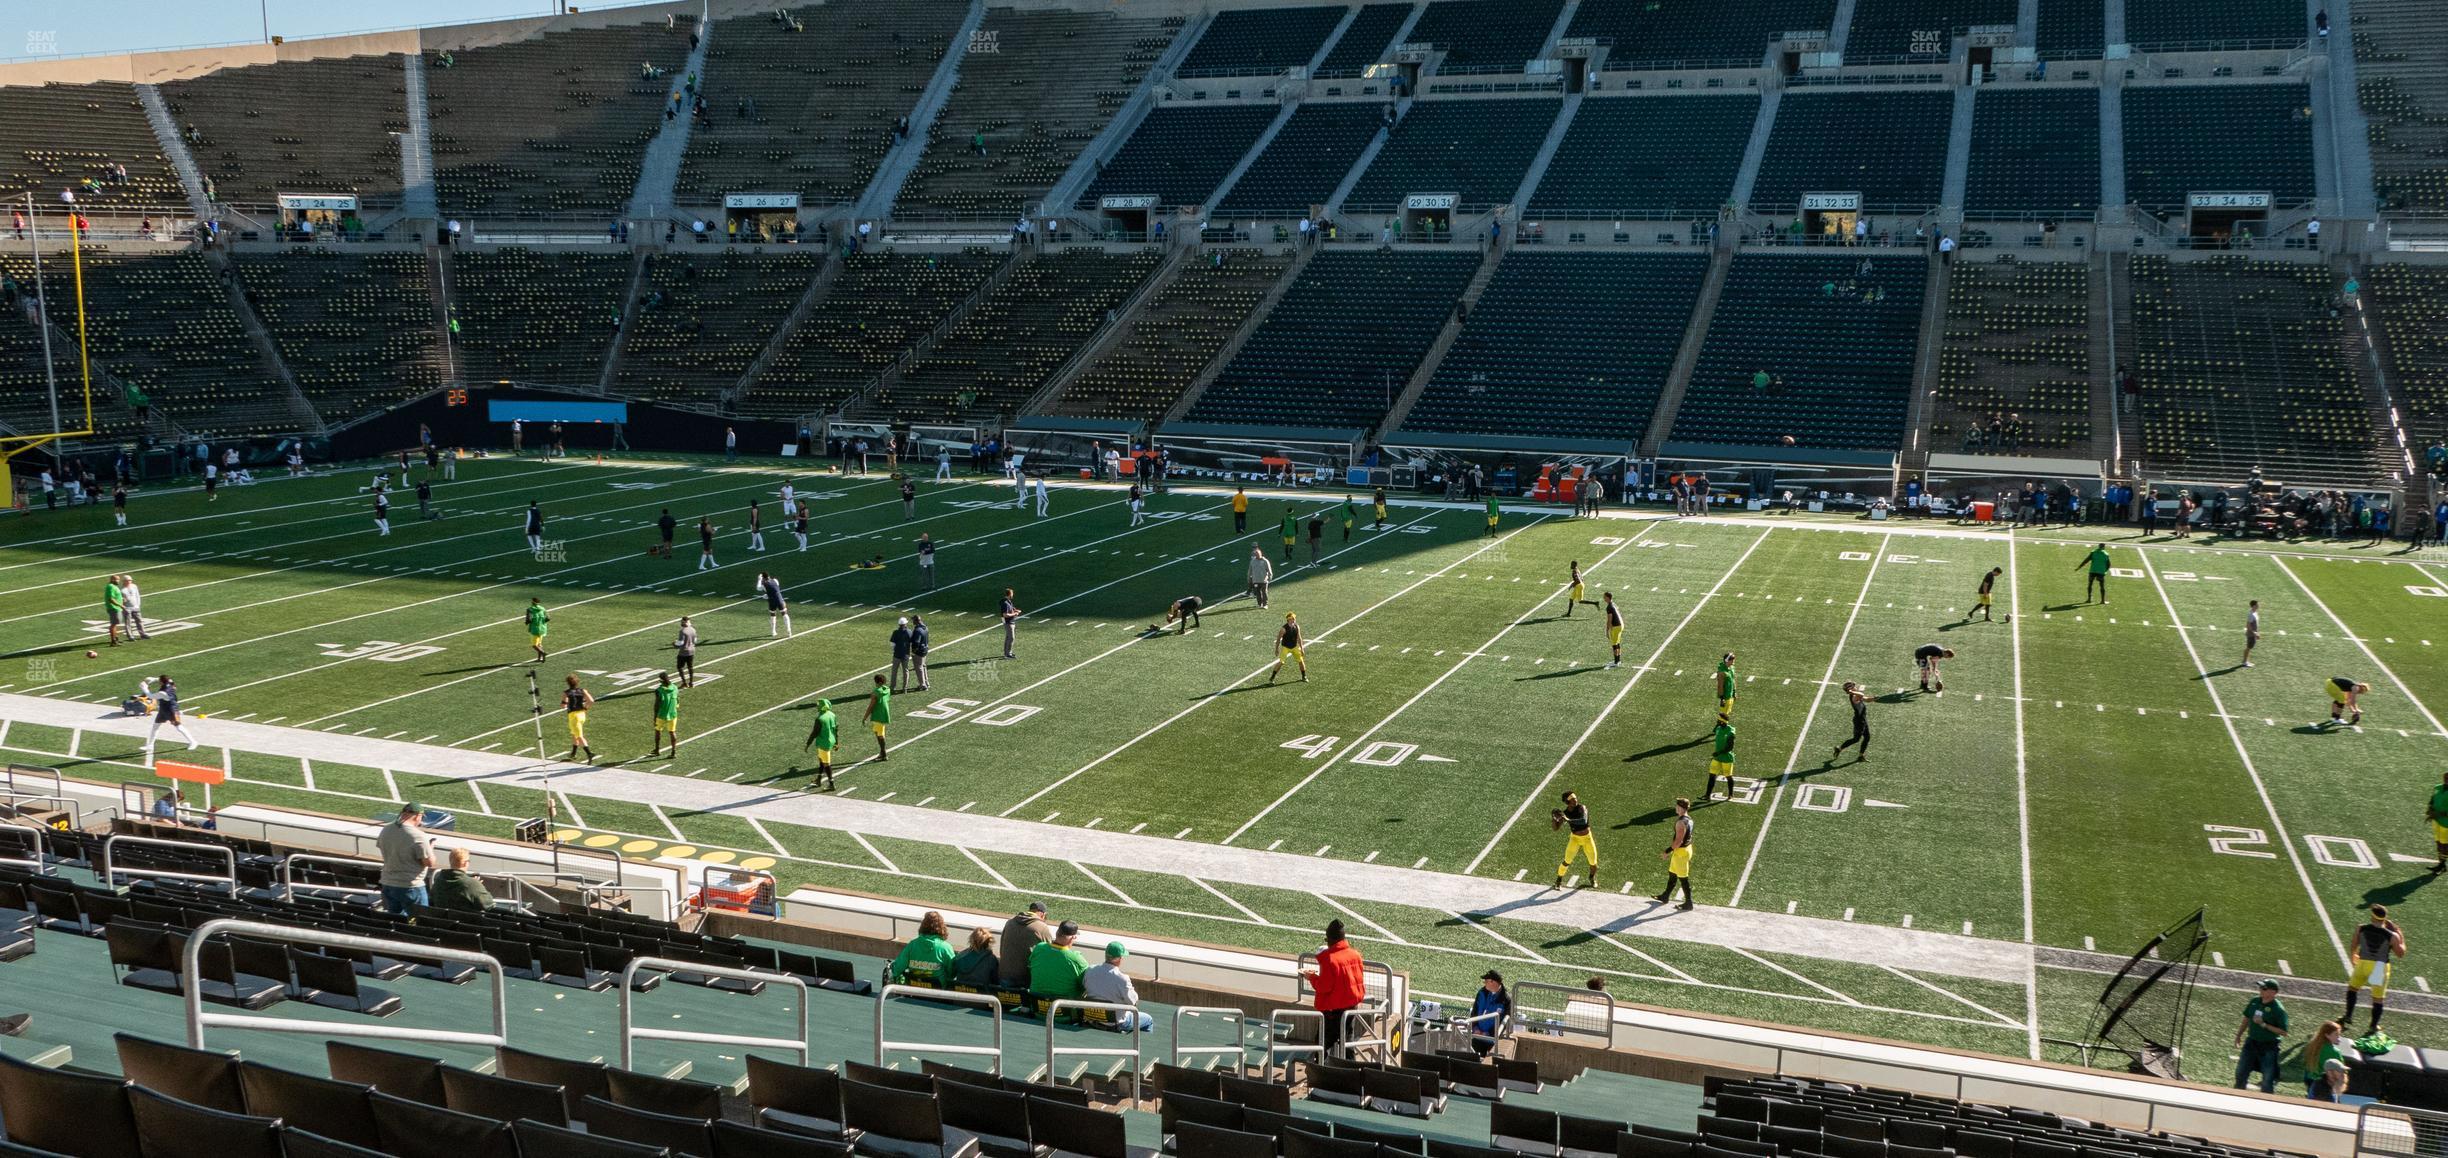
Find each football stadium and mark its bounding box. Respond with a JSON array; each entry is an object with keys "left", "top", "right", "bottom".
[{"left": 0, "top": 0, "right": 2446, "bottom": 1152}]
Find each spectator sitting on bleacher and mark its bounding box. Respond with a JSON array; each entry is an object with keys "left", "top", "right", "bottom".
[
  {"left": 891, "top": 911, "right": 959, "bottom": 985},
  {"left": 1080, "top": 941, "right": 1155, "bottom": 1031},
  {"left": 429, "top": 847, "right": 494, "bottom": 912},
  {"left": 1000, "top": 900, "right": 1051, "bottom": 986},
  {"left": 952, "top": 927, "right": 998, "bottom": 988},
  {"left": 1029, "top": 920, "right": 1091, "bottom": 1003}
]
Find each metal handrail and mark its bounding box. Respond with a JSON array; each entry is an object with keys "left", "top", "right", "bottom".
[
  {"left": 876, "top": 984, "right": 1004, "bottom": 1073},
  {"left": 0, "top": 824, "right": 46, "bottom": 874},
  {"left": 1337, "top": 1005, "right": 1394, "bottom": 1062},
  {"left": 1511, "top": 980, "right": 1616, "bottom": 1044},
  {"left": 279, "top": 852, "right": 384, "bottom": 901},
  {"left": 0, "top": 791, "right": 81, "bottom": 829},
  {"left": 102, "top": 832, "right": 235, "bottom": 890},
  {"left": 1171, "top": 1006, "right": 1253, "bottom": 1071},
  {"left": 2, "top": 765, "right": 62, "bottom": 800},
  {"left": 1263, "top": 1008, "right": 1324, "bottom": 1079},
  {"left": 620, "top": 956, "right": 809, "bottom": 1070},
  {"left": 185, "top": 919, "right": 508, "bottom": 1050},
  {"left": 1046, "top": 999, "right": 1145, "bottom": 1101}
]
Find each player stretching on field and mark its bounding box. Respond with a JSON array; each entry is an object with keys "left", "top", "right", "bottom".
[
  {"left": 1832, "top": 681, "right": 1872, "bottom": 762},
  {"left": 2343, "top": 906, "right": 2406, "bottom": 1032},
  {"left": 2242, "top": 600, "right": 2261, "bottom": 668},
  {"left": 562, "top": 674, "right": 597, "bottom": 763},
  {"left": 1269, "top": 613, "right": 1308, "bottom": 683},
  {"left": 1156, "top": 595, "right": 1203, "bottom": 635},
  {"left": 2318, "top": 677, "right": 2371, "bottom": 728},
  {"left": 525, "top": 598, "right": 550, "bottom": 662},
  {"left": 1703, "top": 714, "right": 1736, "bottom": 802},
  {"left": 802, "top": 697, "right": 839, "bottom": 789},
  {"left": 1915, "top": 644, "right": 1954, "bottom": 696},
  {"left": 757, "top": 572, "right": 793, "bottom": 637},
  {"left": 1603, "top": 592, "right": 1624, "bottom": 669},
  {"left": 649, "top": 672, "right": 680, "bottom": 757},
  {"left": 1655, "top": 797, "right": 1694, "bottom": 910},
  {"left": 2078, "top": 543, "right": 2111, "bottom": 603},
  {"left": 1969, "top": 567, "right": 2001, "bottom": 622},
  {"left": 1553, "top": 791, "right": 1597, "bottom": 890}
]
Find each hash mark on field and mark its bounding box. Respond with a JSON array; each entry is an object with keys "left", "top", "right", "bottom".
[
  {"left": 2084, "top": 936, "right": 2096, "bottom": 951},
  {"left": 1176, "top": 827, "right": 1192, "bottom": 839},
  {"left": 1962, "top": 922, "right": 1973, "bottom": 935},
  {"left": 2419, "top": 977, "right": 2433, "bottom": 993},
  {"left": 380, "top": 769, "right": 402, "bottom": 802},
  {"left": 686, "top": 767, "right": 707, "bottom": 777},
  {"left": 1129, "top": 822, "right": 1145, "bottom": 833},
  {"left": 1901, "top": 915, "right": 1913, "bottom": 928},
  {"left": 960, "top": 802, "right": 976, "bottom": 812},
  {"left": 1042, "top": 812, "right": 1060, "bottom": 823},
  {"left": 2279, "top": 960, "right": 2293, "bottom": 975},
  {"left": 1268, "top": 840, "right": 1283, "bottom": 851},
  {"left": 960, "top": 848, "right": 1014, "bottom": 890},
  {"left": 917, "top": 797, "right": 936, "bottom": 808},
  {"left": 2212, "top": 951, "right": 2225, "bottom": 967},
  {"left": 1074, "top": 863, "right": 1135, "bottom": 905},
  {"left": 876, "top": 792, "right": 896, "bottom": 802},
  {"left": 1787, "top": 901, "right": 1798, "bottom": 914},
  {"left": 1364, "top": 851, "right": 1380, "bottom": 863},
  {"left": 1084, "top": 817, "right": 1100, "bottom": 829},
  {"left": 481, "top": 742, "right": 503, "bottom": 752},
  {"left": 1842, "top": 908, "right": 1855, "bottom": 921},
  {"left": 1315, "top": 845, "right": 1332, "bottom": 857}
]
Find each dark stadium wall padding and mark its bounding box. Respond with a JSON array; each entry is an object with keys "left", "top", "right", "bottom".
[{"left": 327, "top": 387, "right": 801, "bottom": 460}]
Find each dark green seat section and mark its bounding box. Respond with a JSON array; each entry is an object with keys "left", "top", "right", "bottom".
[
  {"left": 1188, "top": 249, "right": 1481, "bottom": 428},
  {"left": 2131, "top": 255, "right": 2386, "bottom": 484},
  {"left": 1527, "top": 94, "right": 1758, "bottom": 217},
  {"left": 161, "top": 56, "right": 408, "bottom": 205},
  {"left": 0, "top": 251, "right": 282, "bottom": 438},
  {"left": 614, "top": 251, "right": 826, "bottom": 406},
  {"left": 1315, "top": 3, "right": 1414, "bottom": 77},
  {"left": 429, "top": 23, "right": 692, "bottom": 217},
  {"left": 1845, "top": 0, "right": 2016, "bottom": 60},
  {"left": 1407, "top": 0, "right": 1566, "bottom": 71},
  {"left": 876, "top": 249, "right": 1164, "bottom": 424},
  {"left": 2358, "top": 0, "right": 2448, "bottom": 213},
  {"left": 1672, "top": 252, "right": 1928, "bottom": 450},
  {"left": 1344, "top": 99, "right": 1563, "bottom": 213},
  {"left": 2368, "top": 264, "right": 2448, "bottom": 449},
  {"left": 2035, "top": 0, "right": 2104, "bottom": 58},
  {"left": 1180, "top": 5, "right": 1349, "bottom": 76},
  {"left": 741, "top": 250, "right": 1006, "bottom": 418},
  {"left": 2122, "top": 84, "right": 2314, "bottom": 214},
  {"left": 1965, "top": 88, "right": 2101, "bottom": 218},
  {"left": 1216, "top": 103, "right": 1384, "bottom": 217},
  {"left": 1406, "top": 252, "right": 1708, "bottom": 440},
  {"left": 1576, "top": 0, "right": 1838, "bottom": 71},
  {"left": 448, "top": 249, "right": 631, "bottom": 387},
  {"left": 1078, "top": 105, "right": 1283, "bottom": 210},
  {"left": 1929, "top": 260, "right": 2093, "bottom": 456},
  {"left": 0, "top": 81, "right": 184, "bottom": 210},
  {"left": 1749, "top": 90, "right": 1953, "bottom": 214},
  {"left": 2126, "top": 0, "right": 2304, "bottom": 50},
  {"left": 235, "top": 251, "right": 447, "bottom": 424},
  {"left": 1053, "top": 249, "right": 1292, "bottom": 423}
]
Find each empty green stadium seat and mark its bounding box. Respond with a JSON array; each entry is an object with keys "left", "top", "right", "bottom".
[
  {"left": 1180, "top": 6, "right": 1348, "bottom": 76},
  {"left": 1215, "top": 102, "right": 1383, "bottom": 217},
  {"left": 1749, "top": 90, "right": 1952, "bottom": 213},
  {"left": 1189, "top": 249, "right": 1480, "bottom": 428},
  {"left": 2122, "top": 84, "right": 2314, "bottom": 214},
  {"left": 1528, "top": 94, "right": 1757, "bottom": 217},
  {"left": 1672, "top": 252, "right": 1928, "bottom": 450},
  {"left": 1965, "top": 88, "right": 2100, "bottom": 218},
  {"left": 1344, "top": 98, "right": 1562, "bottom": 213},
  {"left": 1077, "top": 105, "right": 1281, "bottom": 210}
]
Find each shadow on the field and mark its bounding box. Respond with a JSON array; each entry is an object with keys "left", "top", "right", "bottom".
[
  {"left": 2041, "top": 602, "right": 2091, "bottom": 612},
  {"left": 1936, "top": 617, "right": 1997, "bottom": 632},
  {"left": 1621, "top": 736, "right": 1708, "bottom": 764},
  {"left": 1609, "top": 805, "right": 1678, "bottom": 830},
  {"left": 1516, "top": 666, "right": 1603, "bottom": 681},
  {"left": 2197, "top": 664, "right": 2246, "bottom": 679},
  {"left": 2362, "top": 874, "right": 2441, "bottom": 910}
]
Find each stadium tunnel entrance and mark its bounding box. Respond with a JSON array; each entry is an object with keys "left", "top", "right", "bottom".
[
  {"left": 723, "top": 192, "right": 801, "bottom": 243},
  {"left": 1402, "top": 193, "right": 1457, "bottom": 239},
  {"left": 276, "top": 193, "right": 358, "bottom": 237},
  {"left": 1095, "top": 194, "right": 1160, "bottom": 238},
  {"left": 2185, "top": 192, "right": 2272, "bottom": 246},
  {"left": 1800, "top": 192, "right": 1861, "bottom": 245}
]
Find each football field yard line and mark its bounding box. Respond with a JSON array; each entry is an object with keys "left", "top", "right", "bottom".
[
  {"left": 1191, "top": 878, "right": 1268, "bottom": 924},
  {"left": 745, "top": 816, "right": 793, "bottom": 858},
  {"left": 1730, "top": 947, "right": 1860, "bottom": 1004},
  {"left": 1317, "top": 895, "right": 1408, "bottom": 944},
  {"left": 1591, "top": 931, "right": 1699, "bottom": 983},
  {"left": 961, "top": 848, "right": 1015, "bottom": 890},
  {"left": 848, "top": 832, "right": 900, "bottom": 875},
  {"left": 554, "top": 792, "right": 586, "bottom": 830},
  {"left": 1728, "top": 533, "right": 1892, "bottom": 907},
  {"left": 1465, "top": 527, "right": 1771, "bottom": 875},
  {"left": 1000, "top": 515, "right": 1558, "bottom": 819},
  {"left": 1878, "top": 964, "right": 2026, "bottom": 1029},
  {"left": 2138, "top": 550, "right": 2350, "bottom": 970},
  {"left": 861, "top": 508, "right": 1443, "bottom": 763},
  {"left": 0, "top": 461, "right": 668, "bottom": 604},
  {"left": 1449, "top": 911, "right": 1551, "bottom": 963},
  {"left": 670, "top": 496, "right": 1232, "bottom": 748},
  {"left": 2275, "top": 557, "right": 2448, "bottom": 736},
  {"left": 1221, "top": 521, "right": 1653, "bottom": 845},
  {"left": 649, "top": 803, "right": 686, "bottom": 841},
  {"left": 1073, "top": 863, "right": 1136, "bottom": 906},
  {"left": 2007, "top": 535, "right": 2041, "bottom": 1058}
]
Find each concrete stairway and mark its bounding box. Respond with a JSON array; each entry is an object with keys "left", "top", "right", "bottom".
[
  {"left": 1508, "top": 93, "right": 1582, "bottom": 211},
  {"left": 1020, "top": 243, "right": 1192, "bottom": 416},
  {"left": 1828, "top": 0, "right": 1863, "bottom": 57},
  {"left": 856, "top": 0, "right": 987, "bottom": 222},
  {"left": 135, "top": 84, "right": 214, "bottom": 222},
  {"left": 1940, "top": 86, "right": 1975, "bottom": 221},
  {"left": 1045, "top": 13, "right": 1213, "bottom": 217},
  {"left": 597, "top": 250, "right": 650, "bottom": 394},
  {"left": 1729, "top": 90, "right": 1781, "bottom": 212},
  {"left": 625, "top": 16, "right": 715, "bottom": 221},
  {"left": 730, "top": 249, "right": 846, "bottom": 407},
  {"left": 399, "top": 53, "right": 438, "bottom": 221},
  {"left": 206, "top": 251, "right": 326, "bottom": 434},
  {"left": 841, "top": 253, "right": 1026, "bottom": 419},
  {"left": 1376, "top": 243, "right": 1505, "bottom": 436},
  {"left": 2085, "top": 250, "right": 2121, "bottom": 469},
  {"left": 1163, "top": 243, "right": 1316, "bottom": 424},
  {"left": 1306, "top": 6, "right": 1367, "bottom": 72},
  {"left": 1204, "top": 101, "right": 1302, "bottom": 216},
  {"left": 2097, "top": 82, "right": 2126, "bottom": 211},
  {"left": 1537, "top": 0, "right": 1583, "bottom": 58},
  {"left": 1324, "top": 103, "right": 1403, "bottom": 219},
  {"left": 1900, "top": 253, "right": 1952, "bottom": 468},
  {"left": 1637, "top": 243, "right": 1736, "bottom": 457}
]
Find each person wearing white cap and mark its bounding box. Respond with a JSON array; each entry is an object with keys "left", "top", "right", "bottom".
[{"left": 890, "top": 616, "right": 917, "bottom": 691}]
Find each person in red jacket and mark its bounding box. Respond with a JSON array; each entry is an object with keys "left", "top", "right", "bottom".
[{"left": 1301, "top": 920, "right": 1368, "bottom": 1058}]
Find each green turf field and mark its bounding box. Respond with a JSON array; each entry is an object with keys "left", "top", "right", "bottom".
[{"left": 6, "top": 454, "right": 2448, "bottom": 1086}]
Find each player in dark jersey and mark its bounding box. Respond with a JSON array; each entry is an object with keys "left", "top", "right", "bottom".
[
  {"left": 1914, "top": 644, "right": 1954, "bottom": 696},
  {"left": 1832, "top": 681, "right": 1872, "bottom": 762},
  {"left": 2344, "top": 906, "right": 2405, "bottom": 1032},
  {"left": 525, "top": 502, "right": 545, "bottom": 553},
  {"left": 1654, "top": 797, "right": 1693, "bottom": 910},
  {"left": 697, "top": 517, "right": 718, "bottom": 571},
  {"left": 2318, "top": 677, "right": 2370, "bottom": 728},
  {"left": 1154, "top": 595, "right": 1203, "bottom": 636},
  {"left": 657, "top": 509, "right": 677, "bottom": 559},
  {"left": 562, "top": 674, "right": 597, "bottom": 762},
  {"left": 1603, "top": 592, "right": 1624, "bottom": 669},
  {"left": 1268, "top": 613, "right": 1307, "bottom": 683},
  {"left": 372, "top": 491, "right": 390, "bottom": 537},
  {"left": 793, "top": 501, "right": 810, "bottom": 551},
  {"left": 1553, "top": 791, "right": 1596, "bottom": 890},
  {"left": 1968, "top": 566, "right": 2001, "bottom": 622}
]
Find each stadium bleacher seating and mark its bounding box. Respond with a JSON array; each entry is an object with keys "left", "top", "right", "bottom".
[
  {"left": 1050, "top": 248, "right": 1291, "bottom": 422},
  {"left": 2121, "top": 84, "right": 2316, "bottom": 215},
  {"left": 1964, "top": 88, "right": 2101, "bottom": 218},
  {"left": 234, "top": 250, "right": 445, "bottom": 422},
  {"left": 0, "top": 251, "right": 282, "bottom": 435},
  {"left": 1844, "top": 0, "right": 2016, "bottom": 60},
  {"left": 2125, "top": 0, "right": 2306, "bottom": 50},
  {"left": 2353, "top": 0, "right": 2448, "bottom": 213},
  {"left": 1214, "top": 102, "right": 1384, "bottom": 218},
  {"left": 444, "top": 249, "right": 630, "bottom": 386},
  {"left": 894, "top": 8, "right": 1177, "bottom": 219},
  {"left": 1673, "top": 252, "right": 1929, "bottom": 450},
  {"left": 1575, "top": 0, "right": 1838, "bottom": 70},
  {"left": 1077, "top": 105, "right": 1283, "bottom": 210},
  {"left": 1315, "top": 3, "right": 1415, "bottom": 77},
  {"left": 1188, "top": 248, "right": 1480, "bottom": 428},
  {"left": 1525, "top": 94, "right": 1758, "bottom": 217},
  {"left": 612, "top": 250, "right": 825, "bottom": 406},
  {"left": 1406, "top": 0, "right": 1565, "bottom": 72},
  {"left": 1930, "top": 259, "right": 2092, "bottom": 454},
  {"left": 1181, "top": 5, "right": 1350, "bottom": 76},
  {"left": 1404, "top": 251, "right": 1708, "bottom": 440},
  {"left": 1748, "top": 90, "right": 1953, "bottom": 214},
  {"left": 426, "top": 23, "right": 692, "bottom": 217},
  {"left": 160, "top": 56, "right": 408, "bottom": 207},
  {"left": 745, "top": 249, "right": 1006, "bottom": 418},
  {"left": 2130, "top": 255, "right": 2386, "bottom": 483},
  {"left": 1343, "top": 99, "right": 1562, "bottom": 213},
  {"left": 1699, "top": 1074, "right": 2349, "bottom": 1158},
  {"left": 872, "top": 247, "right": 1162, "bottom": 422},
  {"left": 2367, "top": 264, "right": 2448, "bottom": 449},
  {"left": 0, "top": 82, "right": 184, "bottom": 213},
  {"left": 2035, "top": 0, "right": 2106, "bottom": 59},
  {"left": 676, "top": 1, "right": 965, "bottom": 208}
]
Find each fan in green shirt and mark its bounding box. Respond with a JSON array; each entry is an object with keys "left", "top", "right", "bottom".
[
  {"left": 1029, "top": 922, "right": 1090, "bottom": 1002},
  {"left": 890, "top": 913, "right": 959, "bottom": 986}
]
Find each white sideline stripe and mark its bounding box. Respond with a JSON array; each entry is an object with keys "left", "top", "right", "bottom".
[
  {"left": 745, "top": 816, "right": 792, "bottom": 857},
  {"left": 554, "top": 792, "right": 586, "bottom": 831},
  {"left": 1732, "top": 946, "right": 1860, "bottom": 1004},
  {"left": 1593, "top": 931, "right": 1699, "bottom": 984},
  {"left": 1464, "top": 527, "right": 1774, "bottom": 875},
  {"left": 2008, "top": 535, "right": 2041, "bottom": 1059},
  {"left": 1073, "top": 862, "right": 1136, "bottom": 906},
  {"left": 848, "top": 832, "right": 899, "bottom": 875},
  {"left": 1004, "top": 515, "right": 1539, "bottom": 819},
  {"left": 1190, "top": 878, "right": 1268, "bottom": 924},
  {"left": 961, "top": 848, "right": 1016, "bottom": 891},
  {"left": 650, "top": 804, "right": 687, "bottom": 842},
  {"left": 1731, "top": 533, "right": 1893, "bottom": 906},
  {"left": 2139, "top": 552, "right": 2350, "bottom": 971},
  {"left": 1223, "top": 520, "right": 1647, "bottom": 845},
  {"left": 1880, "top": 965, "right": 2027, "bottom": 1029},
  {"left": 2277, "top": 558, "right": 2448, "bottom": 737}
]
